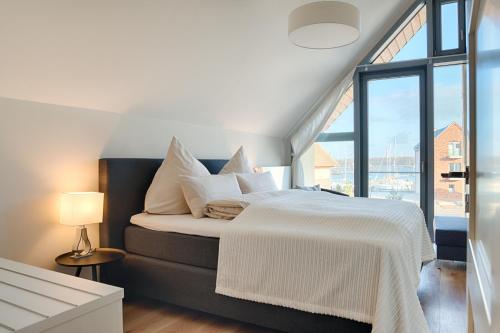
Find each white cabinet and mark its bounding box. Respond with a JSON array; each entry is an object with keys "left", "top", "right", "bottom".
[{"left": 0, "top": 258, "right": 123, "bottom": 333}]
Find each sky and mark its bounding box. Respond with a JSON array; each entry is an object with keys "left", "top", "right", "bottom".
[{"left": 320, "top": 5, "right": 465, "bottom": 160}]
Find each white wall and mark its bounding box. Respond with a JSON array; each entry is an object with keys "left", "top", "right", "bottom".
[
  {"left": 0, "top": 97, "right": 286, "bottom": 275},
  {"left": 0, "top": 0, "right": 415, "bottom": 138}
]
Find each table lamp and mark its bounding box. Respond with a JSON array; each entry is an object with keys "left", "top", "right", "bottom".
[{"left": 60, "top": 192, "right": 104, "bottom": 258}]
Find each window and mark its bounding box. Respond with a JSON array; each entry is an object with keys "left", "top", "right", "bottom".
[
  {"left": 302, "top": 86, "right": 355, "bottom": 196},
  {"left": 299, "top": 0, "right": 468, "bottom": 222},
  {"left": 353, "top": 0, "right": 468, "bottom": 227},
  {"left": 448, "top": 142, "right": 462, "bottom": 158},
  {"left": 365, "top": 74, "right": 422, "bottom": 205},
  {"left": 321, "top": 86, "right": 354, "bottom": 133},
  {"left": 441, "top": 1, "right": 459, "bottom": 49},
  {"left": 434, "top": 64, "right": 466, "bottom": 217},
  {"left": 433, "top": 0, "right": 465, "bottom": 55},
  {"left": 308, "top": 141, "right": 355, "bottom": 196},
  {"left": 372, "top": 5, "right": 427, "bottom": 64},
  {"left": 367, "top": 0, "right": 466, "bottom": 63}
]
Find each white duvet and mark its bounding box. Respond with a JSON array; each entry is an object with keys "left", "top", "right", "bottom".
[{"left": 215, "top": 190, "right": 435, "bottom": 333}]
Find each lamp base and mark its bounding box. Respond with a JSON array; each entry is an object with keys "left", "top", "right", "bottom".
[
  {"left": 70, "top": 249, "right": 95, "bottom": 259},
  {"left": 71, "top": 225, "right": 94, "bottom": 259}
]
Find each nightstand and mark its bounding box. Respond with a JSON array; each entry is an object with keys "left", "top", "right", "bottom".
[{"left": 56, "top": 247, "right": 125, "bottom": 281}]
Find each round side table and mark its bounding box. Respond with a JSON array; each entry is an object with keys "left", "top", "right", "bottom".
[{"left": 55, "top": 248, "right": 125, "bottom": 282}]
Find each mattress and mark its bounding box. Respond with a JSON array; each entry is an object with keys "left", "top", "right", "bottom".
[
  {"left": 124, "top": 226, "right": 220, "bottom": 269},
  {"left": 126, "top": 213, "right": 225, "bottom": 270},
  {"left": 130, "top": 212, "right": 228, "bottom": 238}
]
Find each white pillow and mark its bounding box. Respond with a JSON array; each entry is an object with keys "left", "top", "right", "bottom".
[
  {"left": 219, "top": 146, "right": 253, "bottom": 174},
  {"left": 236, "top": 172, "right": 278, "bottom": 194},
  {"left": 144, "top": 136, "right": 210, "bottom": 214},
  {"left": 180, "top": 174, "right": 243, "bottom": 218}
]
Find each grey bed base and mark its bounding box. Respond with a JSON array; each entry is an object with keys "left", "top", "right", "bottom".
[{"left": 99, "top": 158, "right": 371, "bottom": 333}]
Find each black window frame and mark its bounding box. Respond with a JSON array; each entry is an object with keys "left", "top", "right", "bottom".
[
  {"left": 354, "top": 0, "right": 467, "bottom": 238},
  {"left": 307, "top": 0, "right": 469, "bottom": 237},
  {"left": 432, "top": 0, "right": 466, "bottom": 56},
  {"left": 358, "top": 65, "right": 430, "bottom": 220}
]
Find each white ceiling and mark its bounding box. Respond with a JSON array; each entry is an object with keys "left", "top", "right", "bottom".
[{"left": 0, "top": 0, "right": 413, "bottom": 137}]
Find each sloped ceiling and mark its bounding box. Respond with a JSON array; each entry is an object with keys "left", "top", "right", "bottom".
[{"left": 0, "top": 0, "right": 413, "bottom": 137}]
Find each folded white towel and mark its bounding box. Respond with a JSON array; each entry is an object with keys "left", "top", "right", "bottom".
[{"left": 203, "top": 200, "right": 249, "bottom": 220}]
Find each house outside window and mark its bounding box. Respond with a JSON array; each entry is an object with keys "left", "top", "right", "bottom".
[{"left": 415, "top": 122, "right": 465, "bottom": 212}]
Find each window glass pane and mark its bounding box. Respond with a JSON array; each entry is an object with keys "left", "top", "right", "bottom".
[
  {"left": 391, "top": 24, "right": 427, "bottom": 62},
  {"left": 323, "top": 86, "right": 354, "bottom": 133},
  {"left": 373, "top": 6, "right": 427, "bottom": 64},
  {"left": 434, "top": 64, "right": 467, "bottom": 217},
  {"left": 304, "top": 85, "right": 355, "bottom": 193},
  {"left": 301, "top": 142, "right": 355, "bottom": 196},
  {"left": 441, "top": 1, "right": 459, "bottom": 50},
  {"left": 367, "top": 75, "right": 421, "bottom": 205},
  {"left": 449, "top": 163, "right": 461, "bottom": 171},
  {"left": 323, "top": 103, "right": 354, "bottom": 133},
  {"left": 447, "top": 142, "right": 462, "bottom": 157}
]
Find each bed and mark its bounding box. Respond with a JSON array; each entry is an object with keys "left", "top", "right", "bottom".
[
  {"left": 99, "top": 158, "right": 433, "bottom": 333},
  {"left": 99, "top": 158, "right": 372, "bottom": 333}
]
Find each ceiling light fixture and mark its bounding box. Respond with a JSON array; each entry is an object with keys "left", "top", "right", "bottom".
[{"left": 288, "top": 1, "right": 360, "bottom": 49}]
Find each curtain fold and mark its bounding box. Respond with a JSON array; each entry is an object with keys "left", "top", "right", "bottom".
[{"left": 290, "top": 69, "right": 355, "bottom": 186}]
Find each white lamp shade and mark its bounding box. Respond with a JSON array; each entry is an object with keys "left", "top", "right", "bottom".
[
  {"left": 60, "top": 192, "right": 104, "bottom": 226},
  {"left": 289, "top": 1, "right": 360, "bottom": 49}
]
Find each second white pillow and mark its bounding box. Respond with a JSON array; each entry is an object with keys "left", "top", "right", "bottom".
[
  {"left": 236, "top": 172, "right": 278, "bottom": 194},
  {"left": 219, "top": 146, "right": 253, "bottom": 174},
  {"left": 180, "top": 174, "right": 243, "bottom": 218}
]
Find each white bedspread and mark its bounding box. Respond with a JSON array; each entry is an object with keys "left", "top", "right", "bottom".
[{"left": 215, "top": 191, "right": 435, "bottom": 333}]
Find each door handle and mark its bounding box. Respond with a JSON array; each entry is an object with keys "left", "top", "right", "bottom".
[{"left": 441, "top": 166, "right": 469, "bottom": 184}]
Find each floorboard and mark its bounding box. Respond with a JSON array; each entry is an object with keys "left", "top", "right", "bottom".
[{"left": 123, "top": 260, "right": 466, "bottom": 333}]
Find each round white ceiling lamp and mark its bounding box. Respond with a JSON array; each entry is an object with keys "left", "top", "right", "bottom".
[{"left": 288, "top": 1, "right": 360, "bottom": 49}]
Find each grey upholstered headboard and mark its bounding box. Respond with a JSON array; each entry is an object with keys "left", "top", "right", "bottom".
[{"left": 98, "top": 158, "right": 228, "bottom": 249}]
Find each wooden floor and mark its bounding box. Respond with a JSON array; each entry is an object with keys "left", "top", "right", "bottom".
[
  {"left": 418, "top": 260, "right": 467, "bottom": 333},
  {"left": 123, "top": 260, "right": 466, "bottom": 333}
]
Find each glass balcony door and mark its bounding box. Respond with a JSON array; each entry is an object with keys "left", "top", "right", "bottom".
[
  {"left": 433, "top": 64, "right": 467, "bottom": 217},
  {"left": 360, "top": 69, "right": 427, "bottom": 211}
]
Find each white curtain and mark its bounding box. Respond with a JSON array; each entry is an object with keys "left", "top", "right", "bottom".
[{"left": 290, "top": 69, "right": 355, "bottom": 186}]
